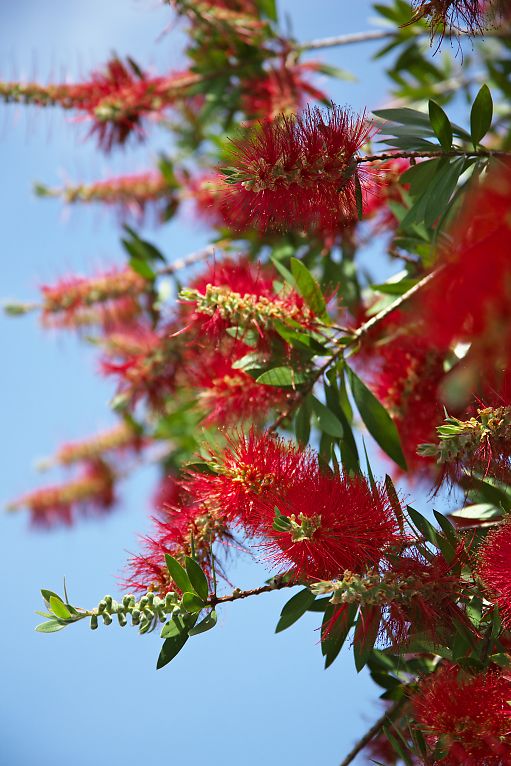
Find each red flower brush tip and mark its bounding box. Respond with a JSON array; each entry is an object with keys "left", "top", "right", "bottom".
[
  {"left": 412, "top": 663, "right": 511, "bottom": 765},
  {"left": 184, "top": 429, "right": 318, "bottom": 534},
  {"left": 419, "top": 162, "right": 511, "bottom": 375},
  {"left": 220, "top": 103, "right": 375, "bottom": 233},
  {"left": 259, "top": 471, "right": 399, "bottom": 580},
  {"left": 478, "top": 519, "right": 511, "bottom": 629}
]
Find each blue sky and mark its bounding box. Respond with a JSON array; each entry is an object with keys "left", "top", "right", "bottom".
[{"left": 0, "top": 3, "right": 453, "bottom": 765}]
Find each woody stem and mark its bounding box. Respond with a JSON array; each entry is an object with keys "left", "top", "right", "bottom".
[
  {"left": 357, "top": 149, "right": 508, "bottom": 163},
  {"left": 338, "top": 696, "right": 408, "bottom": 766},
  {"left": 297, "top": 27, "right": 509, "bottom": 51},
  {"left": 207, "top": 578, "right": 297, "bottom": 606}
]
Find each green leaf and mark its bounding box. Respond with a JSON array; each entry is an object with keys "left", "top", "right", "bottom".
[
  {"left": 311, "top": 397, "right": 344, "bottom": 439},
  {"left": 182, "top": 592, "right": 205, "bottom": 614},
  {"left": 290, "top": 258, "right": 328, "bottom": 321},
  {"left": 428, "top": 100, "right": 452, "bottom": 150},
  {"left": 128, "top": 257, "right": 156, "bottom": 281},
  {"left": 423, "top": 157, "right": 465, "bottom": 229},
  {"left": 407, "top": 506, "right": 438, "bottom": 545},
  {"left": 273, "top": 321, "right": 327, "bottom": 354},
  {"left": 470, "top": 84, "right": 493, "bottom": 146},
  {"left": 353, "top": 606, "right": 381, "bottom": 672},
  {"left": 450, "top": 503, "right": 502, "bottom": 521},
  {"left": 295, "top": 396, "right": 312, "bottom": 445},
  {"left": 373, "top": 107, "right": 431, "bottom": 128},
  {"left": 354, "top": 173, "right": 364, "bottom": 220},
  {"left": 256, "top": 0, "right": 278, "bottom": 21},
  {"left": 346, "top": 366, "right": 407, "bottom": 470},
  {"left": 371, "top": 278, "right": 418, "bottom": 296},
  {"left": 275, "top": 588, "right": 315, "bottom": 633},
  {"left": 321, "top": 603, "right": 357, "bottom": 669},
  {"left": 165, "top": 554, "right": 192, "bottom": 593},
  {"left": 255, "top": 367, "right": 307, "bottom": 387},
  {"left": 400, "top": 158, "right": 442, "bottom": 196},
  {"left": 270, "top": 256, "right": 296, "bottom": 288},
  {"left": 41, "top": 589, "right": 62, "bottom": 609},
  {"left": 161, "top": 613, "right": 188, "bottom": 639},
  {"left": 188, "top": 610, "right": 218, "bottom": 636},
  {"left": 185, "top": 556, "right": 209, "bottom": 602},
  {"left": 35, "top": 620, "right": 67, "bottom": 633},
  {"left": 49, "top": 596, "right": 72, "bottom": 620},
  {"left": 156, "top": 633, "right": 189, "bottom": 670},
  {"left": 433, "top": 510, "right": 457, "bottom": 542}
]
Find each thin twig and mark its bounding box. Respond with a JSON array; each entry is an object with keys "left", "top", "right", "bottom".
[
  {"left": 158, "top": 245, "right": 216, "bottom": 275},
  {"left": 207, "top": 577, "right": 297, "bottom": 606},
  {"left": 351, "top": 269, "right": 439, "bottom": 342},
  {"left": 297, "top": 26, "right": 509, "bottom": 51},
  {"left": 357, "top": 149, "right": 505, "bottom": 164},
  {"left": 297, "top": 29, "right": 396, "bottom": 51},
  {"left": 338, "top": 697, "right": 408, "bottom": 766}
]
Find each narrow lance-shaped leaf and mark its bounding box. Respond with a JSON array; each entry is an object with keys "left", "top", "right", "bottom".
[
  {"left": 165, "top": 554, "right": 193, "bottom": 594},
  {"left": 35, "top": 620, "right": 68, "bottom": 634},
  {"left": 346, "top": 365, "right": 407, "bottom": 470},
  {"left": 353, "top": 605, "right": 381, "bottom": 673},
  {"left": 321, "top": 603, "right": 358, "bottom": 669},
  {"left": 156, "top": 633, "right": 189, "bottom": 670},
  {"left": 290, "top": 257, "right": 328, "bottom": 321},
  {"left": 311, "top": 396, "right": 344, "bottom": 439},
  {"left": 275, "top": 588, "right": 315, "bottom": 633},
  {"left": 185, "top": 556, "right": 209, "bottom": 602},
  {"left": 49, "top": 596, "right": 72, "bottom": 621},
  {"left": 256, "top": 367, "right": 307, "bottom": 387},
  {"left": 428, "top": 100, "right": 452, "bottom": 151},
  {"left": 470, "top": 84, "right": 493, "bottom": 146},
  {"left": 188, "top": 610, "right": 218, "bottom": 636}
]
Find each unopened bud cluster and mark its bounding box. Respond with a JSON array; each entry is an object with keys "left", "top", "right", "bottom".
[
  {"left": 180, "top": 284, "right": 313, "bottom": 330},
  {"left": 418, "top": 406, "right": 511, "bottom": 465},
  {"left": 90, "top": 591, "right": 181, "bottom": 634}
]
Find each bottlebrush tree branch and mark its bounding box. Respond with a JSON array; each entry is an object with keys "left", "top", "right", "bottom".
[
  {"left": 297, "top": 29, "right": 397, "bottom": 51},
  {"left": 297, "top": 27, "right": 509, "bottom": 51},
  {"left": 338, "top": 696, "right": 408, "bottom": 766}
]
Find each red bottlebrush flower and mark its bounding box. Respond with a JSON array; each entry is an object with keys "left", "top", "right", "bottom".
[
  {"left": 241, "top": 61, "right": 327, "bottom": 122},
  {"left": 180, "top": 255, "right": 315, "bottom": 339},
  {"left": 355, "top": 311, "right": 447, "bottom": 475},
  {"left": 478, "top": 520, "right": 511, "bottom": 628},
  {"left": 100, "top": 322, "right": 179, "bottom": 409},
  {"left": 419, "top": 163, "right": 511, "bottom": 377},
  {"left": 187, "top": 344, "right": 294, "bottom": 426},
  {"left": 46, "top": 422, "right": 143, "bottom": 468},
  {"left": 7, "top": 459, "right": 116, "bottom": 528},
  {"left": 220, "top": 104, "right": 375, "bottom": 233},
  {"left": 411, "top": 664, "right": 511, "bottom": 765},
  {"left": 0, "top": 58, "right": 200, "bottom": 152},
  {"left": 408, "top": 1, "right": 488, "bottom": 40},
  {"left": 45, "top": 171, "right": 178, "bottom": 223},
  {"left": 40, "top": 266, "right": 147, "bottom": 330},
  {"left": 123, "top": 500, "right": 232, "bottom": 595},
  {"left": 259, "top": 471, "right": 399, "bottom": 580},
  {"left": 184, "top": 429, "right": 317, "bottom": 534},
  {"left": 383, "top": 546, "right": 470, "bottom": 647}
]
